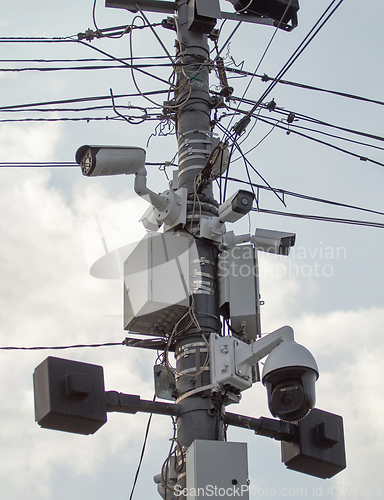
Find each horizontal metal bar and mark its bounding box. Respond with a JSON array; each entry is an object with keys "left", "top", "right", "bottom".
[
  {"left": 105, "top": 0, "right": 177, "bottom": 14},
  {"left": 224, "top": 412, "right": 297, "bottom": 442},
  {"left": 106, "top": 391, "right": 181, "bottom": 416}
]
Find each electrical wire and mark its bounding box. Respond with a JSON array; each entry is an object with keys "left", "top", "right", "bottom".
[
  {"left": 227, "top": 0, "right": 345, "bottom": 140},
  {"left": 0, "top": 116, "right": 160, "bottom": 124},
  {"left": 0, "top": 56, "right": 172, "bottom": 64},
  {"left": 0, "top": 63, "right": 176, "bottom": 73},
  {"left": 0, "top": 162, "right": 76, "bottom": 167},
  {"left": 0, "top": 90, "right": 168, "bottom": 112},
  {"left": 251, "top": 0, "right": 345, "bottom": 112},
  {"left": 128, "top": 395, "right": 156, "bottom": 500},
  {"left": 0, "top": 342, "right": 123, "bottom": 351},
  {"left": 226, "top": 177, "right": 384, "bottom": 218},
  {"left": 76, "top": 39, "right": 173, "bottom": 87},
  {"left": 227, "top": 110, "right": 384, "bottom": 155},
  {"left": 230, "top": 0, "right": 293, "bottom": 113},
  {"left": 253, "top": 114, "right": 384, "bottom": 168},
  {"left": 271, "top": 108, "right": 384, "bottom": 144},
  {"left": 0, "top": 37, "right": 76, "bottom": 43},
  {"left": 254, "top": 208, "right": 384, "bottom": 229},
  {"left": 237, "top": 71, "right": 384, "bottom": 108}
]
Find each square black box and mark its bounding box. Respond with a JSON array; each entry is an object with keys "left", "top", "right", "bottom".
[
  {"left": 281, "top": 408, "right": 346, "bottom": 479},
  {"left": 33, "top": 357, "right": 107, "bottom": 435}
]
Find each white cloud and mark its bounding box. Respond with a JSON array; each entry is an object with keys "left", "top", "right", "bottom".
[
  {"left": 0, "top": 122, "right": 62, "bottom": 162},
  {"left": 0, "top": 165, "right": 159, "bottom": 499}
]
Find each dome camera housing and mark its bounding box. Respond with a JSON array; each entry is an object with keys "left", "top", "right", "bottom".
[{"left": 262, "top": 340, "right": 319, "bottom": 422}]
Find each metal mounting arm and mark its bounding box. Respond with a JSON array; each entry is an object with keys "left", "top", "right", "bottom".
[{"left": 236, "top": 326, "right": 294, "bottom": 376}]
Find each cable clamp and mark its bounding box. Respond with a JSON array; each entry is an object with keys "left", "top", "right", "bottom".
[{"left": 176, "top": 383, "right": 220, "bottom": 404}]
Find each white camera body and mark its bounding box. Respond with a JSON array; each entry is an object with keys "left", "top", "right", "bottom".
[
  {"left": 75, "top": 145, "right": 146, "bottom": 177},
  {"left": 200, "top": 190, "right": 255, "bottom": 241},
  {"left": 252, "top": 228, "right": 296, "bottom": 256}
]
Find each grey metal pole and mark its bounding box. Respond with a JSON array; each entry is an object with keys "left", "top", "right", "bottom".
[{"left": 173, "top": 1, "right": 224, "bottom": 495}]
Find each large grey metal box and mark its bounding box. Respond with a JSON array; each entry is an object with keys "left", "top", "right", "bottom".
[
  {"left": 186, "top": 440, "right": 249, "bottom": 499},
  {"left": 33, "top": 357, "right": 107, "bottom": 435},
  {"left": 218, "top": 244, "right": 261, "bottom": 341},
  {"left": 124, "top": 232, "right": 195, "bottom": 336}
]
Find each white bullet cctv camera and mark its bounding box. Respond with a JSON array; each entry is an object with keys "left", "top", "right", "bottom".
[
  {"left": 262, "top": 340, "right": 319, "bottom": 422},
  {"left": 218, "top": 190, "right": 255, "bottom": 223},
  {"left": 252, "top": 228, "right": 296, "bottom": 256},
  {"left": 200, "top": 190, "right": 255, "bottom": 241},
  {"left": 75, "top": 145, "right": 146, "bottom": 177}
]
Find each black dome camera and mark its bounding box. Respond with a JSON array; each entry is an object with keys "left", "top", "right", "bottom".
[{"left": 262, "top": 340, "right": 319, "bottom": 422}]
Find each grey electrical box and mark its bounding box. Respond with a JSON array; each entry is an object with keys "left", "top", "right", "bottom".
[
  {"left": 282, "top": 408, "right": 346, "bottom": 479},
  {"left": 188, "top": 0, "right": 221, "bottom": 33},
  {"left": 218, "top": 244, "right": 261, "bottom": 341},
  {"left": 33, "top": 357, "right": 107, "bottom": 435},
  {"left": 124, "top": 232, "right": 196, "bottom": 336},
  {"left": 186, "top": 440, "right": 249, "bottom": 499}
]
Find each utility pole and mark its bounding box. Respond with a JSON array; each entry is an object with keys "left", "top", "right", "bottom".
[
  {"left": 173, "top": 1, "right": 223, "bottom": 493},
  {"left": 33, "top": 2, "right": 347, "bottom": 498}
]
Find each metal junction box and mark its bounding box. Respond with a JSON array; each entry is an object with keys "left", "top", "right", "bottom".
[
  {"left": 210, "top": 334, "right": 252, "bottom": 393},
  {"left": 218, "top": 244, "right": 261, "bottom": 341},
  {"left": 186, "top": 440, "right": 249, "bottom": 500},
  {"left": 124, "top": 232, "right": 196, "bottom": 336},
  {"left": 33, "top": 357, "right": 107, "bottom": 435}
]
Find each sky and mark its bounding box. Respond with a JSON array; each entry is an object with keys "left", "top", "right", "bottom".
[{"left": 0, "top": 1, "right": 384, "bottom": 499}]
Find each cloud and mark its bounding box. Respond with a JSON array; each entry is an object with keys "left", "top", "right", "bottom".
[
  {"left": 0, "top": 142, "right": 382, "bottom": 499},
  {"left": 0, "top": 165, "right": 160, "bottom": 499},
  {"left": 0, "top": 122, "right": 62, "bottom": 162}
]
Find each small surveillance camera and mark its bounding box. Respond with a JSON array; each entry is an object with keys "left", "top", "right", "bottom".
[
  {"left": 262, "top": 340, "right": 319, "bottom": 422},
  {"left": 253, "top": 228, "right": 296, "bottom": 256},
  {"left": 218, "top": 190, "right": 255, "bottom": 223},
  {"left": 75, "top": 145, "right": 146, "bottom": 177},
  {"left": 200, "top": 190, "right": 255, "bottom": 240}
]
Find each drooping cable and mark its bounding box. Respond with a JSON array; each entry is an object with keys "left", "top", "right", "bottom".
[{"left": 128, "top": 395, "right": 156, "bottom": 500}]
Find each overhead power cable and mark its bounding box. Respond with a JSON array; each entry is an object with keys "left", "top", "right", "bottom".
[
  {"left": 0, "top": 116, "right": 161, "bottom": 124},
  {"left": 230, "top": 0, "right": 345, "bottom": 137},
  {"left": 226, "top": 107, "right": 384, "bottom": 154},
  {"left": 0, "top": 90, "right": 168, "bottom": 112},
  {"left": 272, "top": 108, "right": 384, "bottom": 144},
  {"left": 0, "top": 37, "right": 76, "bottom": 43},
  {"left": 227, "top": 177, "right": 384, "bottom": 218},
  {"left": 77, "top": 40, "right": 173, "bottom": 87},
  {"left": 223, "top": 68, "right": 384, "bottom": 108},
  {"left": 0, "top": 55, "right": 171, "bottom": 63},
  {"left": 217, "top": 93, "right": 384, "bottom": 145},
  {"left": 0, "top": 161, "right": 176, "bottom": 168},
  {"left": 0, "top": 63, "right": 176, "bottom": 73},
  {"left": 0, "top": 162, "right": 77, "bottom": 167},
  {"left": 253, "top": 114, "right": 384, "bottom": 168},
  {"left": 0, "top": 342, "right": 123, "bottom": 351},
  {"left": 254, "top": 208, "right": 384, "bottom": 229},
  {"left": 229, "top": 0, "right": 294, "bottom": 122}
]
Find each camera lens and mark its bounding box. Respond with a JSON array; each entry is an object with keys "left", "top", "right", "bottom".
[{"left": 271, "top": 380, "right": 307, "bottom": 421}]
